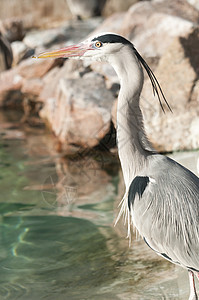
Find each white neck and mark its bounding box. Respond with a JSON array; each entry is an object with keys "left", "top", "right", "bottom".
[{"left": 108, "top": 46, "right": 155, "bottom": 188}]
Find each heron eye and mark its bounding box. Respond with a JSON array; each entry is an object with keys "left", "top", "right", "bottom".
[{"left": 95, "top": 41, "right": 102, "bottom": 48}]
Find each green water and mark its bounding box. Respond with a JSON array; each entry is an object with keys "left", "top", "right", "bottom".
[{"left": 0, "top": 113, "right": 197, "bottom": 299}]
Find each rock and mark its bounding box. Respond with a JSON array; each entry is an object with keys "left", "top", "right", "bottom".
[
  {"left": 17, "top": 57, "right": 61, "bottom": 79},
  {"left": 91, "top": 12, "right": 126, "bottom": 37},
  {"left": 0, "top": 18, "right": 25, "bottom": 42},
  {"left": 40, "top": 72, "right": 115, "bottom": 150},
  {"left": 66, "top": 0, "right": 106, "bottom": 18},
  {"left": 102, "top": 0, "right": 138, "bottom": 17},
  {"left": 23, "top": 28, "right": 68, "bottom": 49},
  {"left": 0, "top": 129, "right": 26, "bottom": 140},
  {"left": 39, "top": 59, "right": 84, "bottom": 103},
  {"left": 0, "top": 0, "right": 72, "bottom": 30},
  {"left": 0, "top": 34, "right": 13, "bottom": 71},
  {"left": 11, "top": 41, "right": 28, "bottom": 66},
  {"left": 12, "top": 41, "right": 35, "bottom": 66},
  {"left": 120, "top": 0, "right": 198, "bottom": 58},
  {"left": 90, "top": 61, "right": 119, "bottom": 88},
  {"left": 0, "top": 68, "right": 23, "bottom": 107},
  {"left": 0, "top": 122, "right": 20, "bottom": 130},
  {"left": 0, "top": 55, "right": 60, "bottom": 107},
  {"left": 21, "top": 78, "right": 44, "bottom": 98},
  {"left": 187, "top": 0, "right": 199, "bottom": 10},
  {"left": 23, "top": 18, "right": 103, "bottom": 50},
  {"left": 141, "top": 28, "right": 199, "bottom": 152}
]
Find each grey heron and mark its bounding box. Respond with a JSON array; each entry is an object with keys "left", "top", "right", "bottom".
[{"left": 35, "top": 33, "right": 199, "bottom": 300}]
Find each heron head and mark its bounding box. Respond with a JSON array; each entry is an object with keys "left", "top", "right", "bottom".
[
  {"left": 34, "top": 33, "right": 132, "bottom": 62},
  {"left": 33, "top": 32, "right": 172, "bottom": 112}
]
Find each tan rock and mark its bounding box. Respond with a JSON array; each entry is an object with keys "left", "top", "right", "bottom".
[
  {"left": 11, "top": 41, "right": 28, "bottom": 66},
  {"left": 66, "top": 0, "right": 106, "bottom": 18},
  {"left": 90, "top": 61, "right": 119, "bottom": 89},
  {"left": 121, "top": 0, "right": 197, "bottom": 57},
  {"left": 39, "top": 59, "right": 84, "bottom": 103},
  {"left": 40, "top": 72, "right": 115, "bottom": 150},
  {"left": 0, "top": 68, "right": 23, "bottom": 107},
  {"left": 0, "top": 0, "right": 72, "bottom": 30},
  {"left": 21, "top": 78, "right": 44, "bottom": 97},
  {"left": 102, "top": 0, "right": 138, "bottom": 17},
  {"left": 0, "top": 55, "right": 60, "bottom": 106},
  {"left": 91, "top": 12, "right": 126, "bottom": 37},
  {"left": 141, "top": 28, "right": 199, "bottom": 152},
  {"left": 0, "top": 18, "right": 25, "bottom": 42},
  {"left": 0, "top": 129, "right": 26, "bottom": 140},
  {"left": 17, "top": 57, "right": 60, "bottom": 79},
  {"left": 187, "top": 0, "right": 199, "bottom": 10}
]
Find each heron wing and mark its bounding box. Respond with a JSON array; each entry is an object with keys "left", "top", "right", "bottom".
[{"left": 129, "top": 154, "right": 199, "bottom": 271}]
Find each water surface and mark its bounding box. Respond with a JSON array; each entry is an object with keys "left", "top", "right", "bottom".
[{"left": 0, "top": 111, "right": 198, "bottom": 299}]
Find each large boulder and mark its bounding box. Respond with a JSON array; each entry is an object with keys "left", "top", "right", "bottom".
[
  {"left": 141, "top": 28, "right": 199, "bottom": 152},
  {"left": 90, "top": 0, "right": 199, "bottom": 59},
  {"left": 120, "top": 0, "right": 199, "bottom": 57},
  {"left": 40, "top": 71, "right": 115, "bottom": 151}
]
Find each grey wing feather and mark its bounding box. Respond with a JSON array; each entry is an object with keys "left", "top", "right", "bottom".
[{"left": 130, "top": 154, "right": 199, "bottom": 271}]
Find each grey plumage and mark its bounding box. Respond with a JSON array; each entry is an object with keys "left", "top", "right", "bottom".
[
  {"left": 35, "top": 32, "right": 199, "bottom": 300},
  {"left": 129, "top": 155, "right": 199, "bottom": 271}
]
